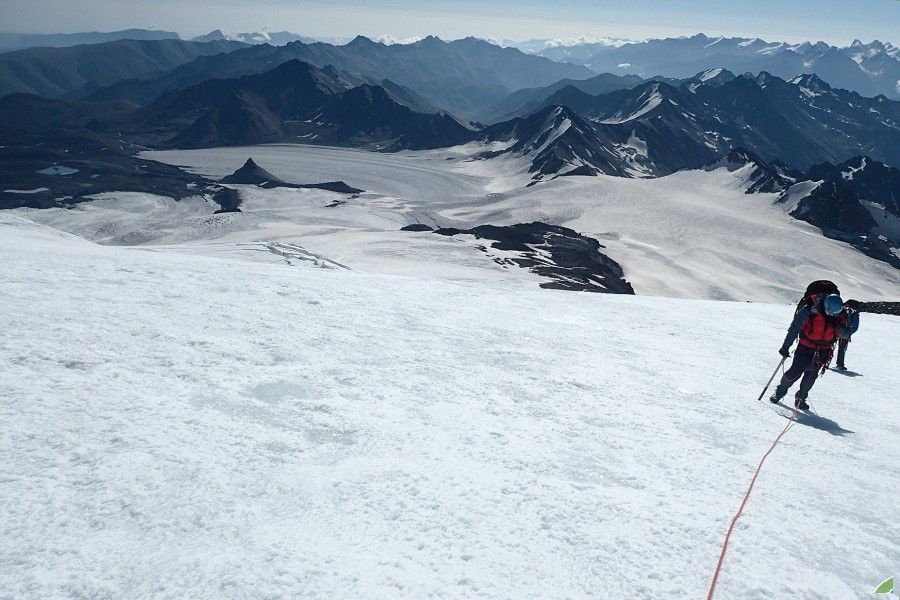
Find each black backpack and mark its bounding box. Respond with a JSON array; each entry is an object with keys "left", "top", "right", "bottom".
[{"left": 796, "top": 280, "right": 840, "bottom": 313}]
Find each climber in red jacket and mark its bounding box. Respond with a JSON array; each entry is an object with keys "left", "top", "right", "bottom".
[{"left": 770, "top": 292, "right": 859, "bottom": 410}]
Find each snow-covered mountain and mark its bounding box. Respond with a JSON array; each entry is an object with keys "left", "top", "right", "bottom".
[
  {"left": 191, "top": 29, "right": 317, "bottom": 45},
  {"left": 548, "top": 33, "right": 900, "bottom": 100},
  {"left": 777, "top": 156, "right": 900, "bottom": 267},
  {"left": 845, "top": 39, "right": 900, "bottom": 84},
  {"left": 704, "top": 148, "right": 796, "bottom": 194},
  {"left": 695, "top": 148, "right": 900, "bottom": 267},
  {"left": 2, "top": 212, "right": 897, "bottom": 599},
  {"left": 505, "top": 36, "right": 633, "bottom": 59},
  {"left": 478, "top": 106, "right": 630, "bottom": 181},
  {"left": 516, "top": 70, "right": 900, "bottom": 174}
]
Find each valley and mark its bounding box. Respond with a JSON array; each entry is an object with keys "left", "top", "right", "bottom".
[{"left": 7, "top": 142, "right": 895, "bottom": 302}]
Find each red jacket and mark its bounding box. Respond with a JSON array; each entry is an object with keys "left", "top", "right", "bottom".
[{"left": 782, "top": 294, "right": 853, "bottom": 351}]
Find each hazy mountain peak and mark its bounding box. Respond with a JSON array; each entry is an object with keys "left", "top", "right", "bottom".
[
  {"left": 687, "top": 67, "right": 736, "bottom": 89},
  {"left": 753, "top": 71, "right": 778, "bottom": 86},
  {"left": 374, "top": 34, "right": 423, "bottom": 45},
  {"left": 416, "top": 35, "right": 445, "bottom": 47},
  {"left": 789, "top": 72, "right": 830, "bottom": 91},
  {"left": 251, "top": 58, "right": 325, "bottom": 85},
  {"left": 347, "top": 35, "right": 378, "bottom": 46},
  {"left": 192, "top": 29, "right": 226, "bottom": 42}
]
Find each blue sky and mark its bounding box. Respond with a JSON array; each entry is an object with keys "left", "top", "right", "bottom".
[{"left": 2, "top": 0, "right": 898, "bottom": 44}]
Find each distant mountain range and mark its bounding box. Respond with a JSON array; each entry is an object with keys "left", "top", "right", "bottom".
[
  {"left": 0, "top": 28, "right": 181, "bottom": 52},
  {"left": 190, "top": 30, "right": 317, "bottom": 45},
  {"left": 0, "top": 35, "right": 596, "bottom": 121},
  {"left": 0, "top": 38, "right": 246, "bottom": 97},
  {"left": 49, "top": 59, "right": 892, "bottom": 175},
  {"left": 477, "top": 72, "right": 645, "bottom": 123},
  {"left": 3, "top": 30, "right": 895, "bottom": 101},
  {"left": 124, "top": 59, "right": 474, "bottom": 150},
  {"left": 536, "top": 34, "right": 900, "bottom": 100},
  {"left": 2, "top": 58, "right": 897, "bottom": 199},
  {"left": 477, "top": 69, "right": 899, "bottom": 180},
  {"left": 1, "top": 30, "right": 897, "bottom": 273},
  {"left": 509, "top": 37, "right": 634, "bottom": 60}
]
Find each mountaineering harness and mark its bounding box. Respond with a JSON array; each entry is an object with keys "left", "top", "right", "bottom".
[{"left": 799, "top": 309, "right": 843, "bottom": 374}]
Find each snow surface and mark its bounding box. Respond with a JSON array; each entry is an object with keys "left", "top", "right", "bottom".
[
  {"left": 3, "top": 187, "right": 49, "bottom": 194},
  {"left": 375, "top": 34, "right": 424, "bottom": 45},
  {"left": 699, "top": 67, "right": 724, "bottom": 81},
  {"left": 842, "top": 157, "right": 868, "bottom": 181},
  {"left": 506, "top": 37, "right": 633, "bottom": 53},
  {"left": 36, "top": 165, "right": 80, "bottom": 176},
  {"left": 10, "top": 188, "right": 546, "bottom": 284},
  {"left": 138, "top": 145, "right": 900, "bottom": 303},
  {"left": 600, "top": 86, "right": 664, "bottom": 124},
  {"left": 530, "top": 108, "right": 573, "bottom": 156},
  {"left": 1, "top": 214, "right": 897, "bottom": 599},
  {"left": 438, "top": 168, "right": 900, "bottom": 301}
]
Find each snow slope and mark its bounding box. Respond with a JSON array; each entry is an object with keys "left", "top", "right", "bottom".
[
  {"left": 1, "top": 214, "right": 898, "bottom": 599},
  {"left": 9, "top": 188, "right": 550, "bottom": 284},
  {"left": 140, "top": 145, "right": 900, "bottom": 303},
  {"left": 440, "top": 167, "right": 900, "bottom": 301}
]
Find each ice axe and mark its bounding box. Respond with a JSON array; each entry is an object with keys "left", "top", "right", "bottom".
[{"left": 756, "top": 357, "right": 787, "bottom": 402}]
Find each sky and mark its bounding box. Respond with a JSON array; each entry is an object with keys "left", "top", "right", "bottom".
[{"left": 1, "top": 0, "right": 898, "bottom": 45}]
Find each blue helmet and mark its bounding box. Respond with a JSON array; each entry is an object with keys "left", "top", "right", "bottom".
[{"left": 823, "top": 294, "right": 843, "bottom": 316}]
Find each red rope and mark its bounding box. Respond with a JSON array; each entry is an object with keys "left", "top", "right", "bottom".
[{"left": 705, "top": 409, "right": 797, "bottom": 599}]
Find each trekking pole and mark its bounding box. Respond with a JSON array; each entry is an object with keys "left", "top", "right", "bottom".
[{"left": 756, "top": 357, "right": 787, "bottom": 402}]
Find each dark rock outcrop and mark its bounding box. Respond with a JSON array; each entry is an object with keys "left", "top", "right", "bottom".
[
  {"left": 220, "top": 158, "right": 285, "bottom": 186},
  {"left": 432, "top": 222, "right": 634, "bottom": 293},
  {"left": 212, "top": 187, "right": 242, "bottom": 213},
  {"left": 219, "top": 158, "right": 364, "bottom": 194},
  {"left": 858, "top": 301, "right": 900, "bottom": 316},
  {"left": 0, "top": 128, "right": 214, "bottom": 209}
]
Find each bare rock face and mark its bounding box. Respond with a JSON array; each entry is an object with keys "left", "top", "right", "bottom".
[{"left": 431, "top": 222, "right": 635, "bottom": 294}]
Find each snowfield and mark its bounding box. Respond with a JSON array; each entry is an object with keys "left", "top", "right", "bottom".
[
  {"left": 1, "top": 215, "right": 898, "bottom": 599},
  {"left": 141, "top": 144, "right": 899, "bottom": 303}
]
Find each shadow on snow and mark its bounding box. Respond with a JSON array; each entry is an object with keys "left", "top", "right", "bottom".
[
  {"left": 830, "top": 368, "right": 863, "bottom": 377},
  {"left": 794, "top": 410, "right": 854, "bottom": 437}
]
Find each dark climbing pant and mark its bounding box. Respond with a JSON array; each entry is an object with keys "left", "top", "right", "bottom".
[
  {"left": 775, "top": 344, "right": 822, "bottom": 401},
  {"left": 836, "top": 338, "right": 849, "bottom": 367}
]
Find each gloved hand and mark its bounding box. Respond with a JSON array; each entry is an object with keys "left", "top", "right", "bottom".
[{"left": 779, "top": 346, "right": 791, "bottom": 358}]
